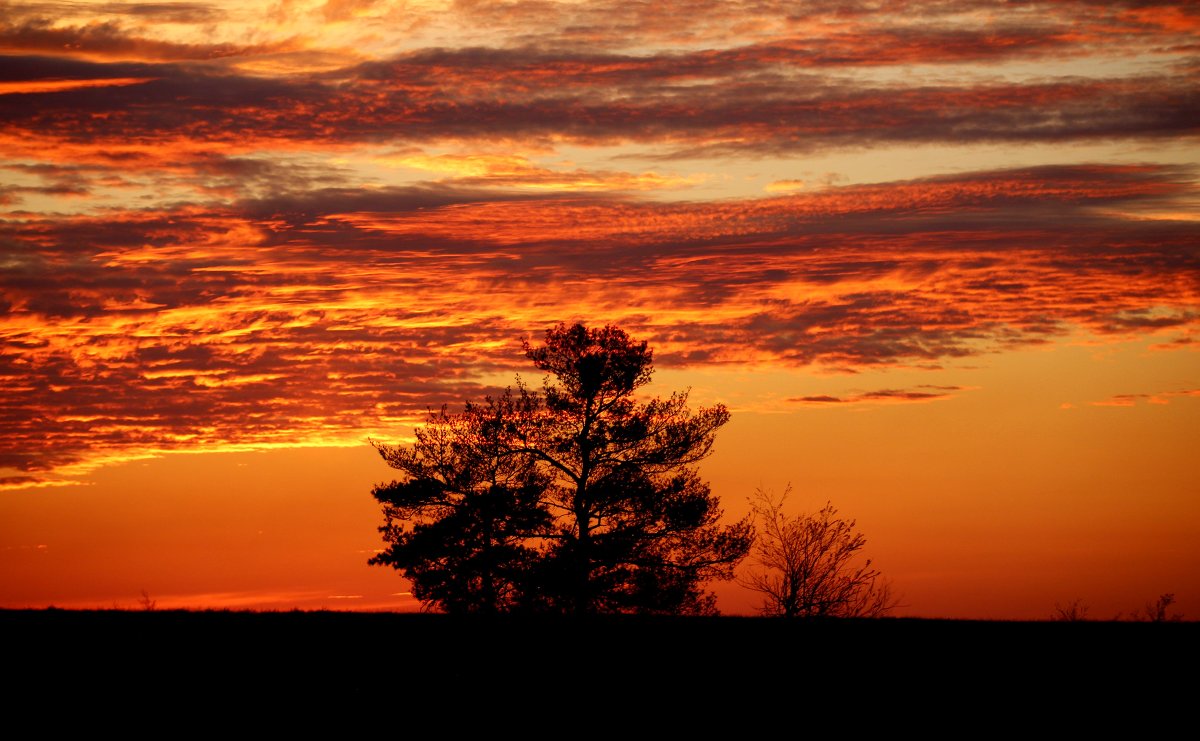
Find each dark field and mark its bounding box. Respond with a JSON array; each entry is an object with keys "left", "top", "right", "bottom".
[{"left": 5, "top": 609, "right": 1191, "bottom": 721}]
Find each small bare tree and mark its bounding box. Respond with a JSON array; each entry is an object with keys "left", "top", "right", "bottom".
[
  {"left": 740, "top": 486, "right": 895, "bottom": 618},
  {"left": 1050, "top": 598, "right": 1090, "bottom": 622},
  {"left": 1131, "top": 593, "right": 1183, "bottom": 622},
  {"left": 138, "top": 589, "right": 157, "bottom": 611}
]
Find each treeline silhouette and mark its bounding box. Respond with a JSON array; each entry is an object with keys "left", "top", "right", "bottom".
[
  {"left": 5, "top": 608, "right": 1192, "bottom": 716},
  {"left": 368, "top": 323, "right": 898, "bottom": 618}
]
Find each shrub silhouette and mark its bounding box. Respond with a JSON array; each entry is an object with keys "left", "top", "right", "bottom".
[{"left": 740, "top": 485, "right": 896, "bottom": 618}]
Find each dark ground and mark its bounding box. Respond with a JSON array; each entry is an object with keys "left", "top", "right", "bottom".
[{"left": 4, "top": 609, "right": 1192, "bottom": 725}]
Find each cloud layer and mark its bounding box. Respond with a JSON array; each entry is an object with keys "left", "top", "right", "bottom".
[{"left": 2, "top": 1, "right": 1197, "bottom": 486}]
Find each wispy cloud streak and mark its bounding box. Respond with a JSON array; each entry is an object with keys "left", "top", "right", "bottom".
[{"left": 1, "top": 53, "right": 1194, "bottom": 158}]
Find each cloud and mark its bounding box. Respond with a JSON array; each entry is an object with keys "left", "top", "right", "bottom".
[
  {"left": 1089, "top": 389, "right": 1200, "bottom": 407},
  {"left": 1149, "top": 335, "right": 1198, "bottom": 351},
  {"left": 110, "top": 3, "right": 225, "bottom": 22},
  {"left": 3, "top": 163, "right": 1194, "bottom": 480},
  {"left": 765, "top": 180, "right": 805, "bottom": 193},
  {"left": 0, "top": 15, "right": 295, "bottom": 63},
  {"left": 380, "top": 152, "right": 702, "bottom": 192},
  {"left": 1, "top": 44, "right": 1195, "bottom": 157},
  {"left": 791, "top": 385, "right": 966, "bottom": 405},
  {"left": 445, "top": 0, "right": 1200, "bottom": 57},
  {"left": 1097, "top": 309, "right": 1199, "bottom": 334},
  {"left": 2, "top": 1, "right": 1196, "bottom": 485},
  {"left": 0, "top": 475, "right": 86, "bottom": 491}
]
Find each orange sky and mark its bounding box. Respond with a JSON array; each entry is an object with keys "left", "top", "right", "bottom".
[{"left": 1, "top": 0, "right": 1197, "bottom": 619}]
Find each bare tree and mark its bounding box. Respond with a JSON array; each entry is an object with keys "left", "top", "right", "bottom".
[
  {"left": 137, "top": 589, "right": 157, "bottom": 611},
  {"left": 1131, "top": 593, "right": 1183, "bottom": 622},
  {"left": 1050, "top": 598, "right": 1090, "bottom": 622},
  {"left": 740, "top": 485, "right": 896, "bottom": 618}
]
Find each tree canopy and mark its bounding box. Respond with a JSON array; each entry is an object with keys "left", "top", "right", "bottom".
[{"left": 370, "top": 323, "right": 752, "bottom": 615}]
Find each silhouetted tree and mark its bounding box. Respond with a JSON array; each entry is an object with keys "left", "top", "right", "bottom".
[
  {"left": 1050, "top": 598, "right": 1090, "bottom": 622},
  {"left": 370, "top": 393, "right": 551, "bottom": 613},
  {"left": 137, "top": 590, "right": 156, "bottom": 611},
  {"left": 740, "top": 485, "right": 895, "bottom": 618},
  {"left": 1131, "top": 593, "right": 1183, "bottom": 622},
  {"left": 370, "top": 323, "right": 753, "bottom": 615}
]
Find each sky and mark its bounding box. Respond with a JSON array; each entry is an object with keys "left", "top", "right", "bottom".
[{"left": 1, "top": 0, "right": 1197, "bottom": 619}]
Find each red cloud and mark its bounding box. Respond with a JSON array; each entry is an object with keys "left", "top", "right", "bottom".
[{"left": 2, "top": 164, "right": 1195, "bottom": 480}]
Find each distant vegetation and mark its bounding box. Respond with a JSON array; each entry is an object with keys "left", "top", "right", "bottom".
[{"left": 1053, "top": 593, "right": 1185, "bottom": 622}]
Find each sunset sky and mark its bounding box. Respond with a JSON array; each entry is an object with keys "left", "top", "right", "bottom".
[{"left": 2, "top": 0, "right": 1197, "bottom": 619}]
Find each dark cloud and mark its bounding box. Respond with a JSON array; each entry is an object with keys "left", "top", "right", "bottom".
[
  {"left": 5, "top": 164, "right": 1191, "bottom": 320},
  {"left": 0, "top": 53, "right": 166, "bottom": 81},
  {"left": 450, "top": 0, "right": 1199, "bottom": 55},
  {"left": 357, "top": 25, "right": 1094, "bottom": 86},
  {"left": 790, "top": 386, "right": 965, "bottom": 404},
  {"left": 0, "top": 14, "right": 283, "bottom": 62},
  {"left": 793, "top": 395, "right": 844, "bottom": 403},
  {"left": 237, "top": 183, "right": 545, "bottom": 222},
  {"left": 3, "top": 164, "right": 1194, "bottom": 479},
  {"left": 0, "top": 475, "right": 44, "bottom": 486},
  {"left": 860, "top": 389, "right": 954, "bottom": 401},
  {"left": 0, "top": 182, "right": 90, "bottom": 205},
  {"left": 1, "top": 46, "right": 1195, "bottom": 154},
  {"left": 98, "top": 3, "right": 224, "bottom": 23},
  {"left": 1089, "top": 388, "right": 1199, "bottom": 407},
  {"left": 1097, "top": 309, "right": 1199, "bottom": 333},
  {"left": 2, "top": 0, "right": 1196, "bottom": 484}
]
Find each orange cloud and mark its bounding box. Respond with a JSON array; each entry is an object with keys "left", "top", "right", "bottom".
[
  {"left": 0, "top": 476, "right": 87, "bottom": 492},
  {"left": 2, "top": 1, "right": 1196, "bottom": 488},
  {"left": 1, "top": 45, "right": 1195, "bottom": 159},
  {"left": 764, "top": 179, "right": 805, "bottom": 193},
  {"left": 0, "top": 77, "right": 156, "bottom": 95},
  {"left": 382, "top": 152, "right": 702, "bottom": 191},
  {"left": 2, "top": 164, "right": 1195, "bottom": 481}
]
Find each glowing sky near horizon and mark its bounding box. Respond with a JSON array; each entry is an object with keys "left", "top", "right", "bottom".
[{"left": 1, "top": 0, "right": 1197, "bottom": 618}]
